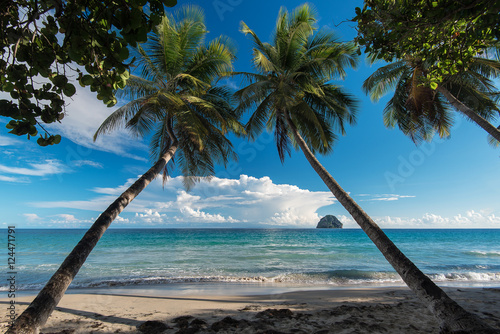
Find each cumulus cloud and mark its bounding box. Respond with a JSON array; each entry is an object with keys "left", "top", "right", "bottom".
[
  {"left": 136, "top": 209, "right": 167, "bottom": 224},
  {"left": 23, "top": 213, "right": 42, "bottom": 222},
  {"left": 178, "top": 206, "right": 240, "bottom": 224},
  {"left": 55, "top": 214, "right": 77, "bottom": 222},
  {"left": 418, "top": 210, "right": 500, "bottom": 228},
  {"left": 157, "top": 175, "right": 335, "bottom": 226},
  {"left": 33, "top": 175, "right": 336, "bottom": 227},
  {"left": 27, "top": 174, "right": 499, "bottom": 229},
  {"left": 337, "top": 210, "right": 500, "bottom": 229}
]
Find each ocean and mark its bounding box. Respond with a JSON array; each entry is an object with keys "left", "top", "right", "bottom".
[{"left": 2, "top": 228, "right": 500, "bottom": 294}]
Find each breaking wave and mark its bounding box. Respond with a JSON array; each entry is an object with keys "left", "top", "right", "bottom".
[{"left": 4, "top": 269, "right": 500, "bottom": 292}]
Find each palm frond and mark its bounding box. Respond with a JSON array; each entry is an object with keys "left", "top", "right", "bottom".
[
  {"left": 363, "top": 61, "right": 407, "bottom": 101},
  {"left": 236, "top": 4, "right": 359, "bottom": 161},
  {"left": 305, "top": 84, "right": 358, "bottom": 135},
  {"left": 383, "top": 72, "right": 453, "bottom": 143},
  {"left": 244, "top": 92, "right": 275, "bottom": 140},
  {"left": 187, "top": 35, "right": 235, "bottom": 84},
  {"left": 291, "top": 108, "right": 337, "bottom": 155},
  {"left": 94, "top": 98, "right": 148, "bottom": 140},
  {"left": 274, "top": 111, "right": 292, "bottom": 163},
  {"left": 116, "top": 75, "right": 158, "bottom": 101},
  {"left": 230, "top": 71, "right": 269, "bottom": 85},
  {"left": 94, "top": 5, "right": 241, "bottom": 187},
  {"left": 234, "top": 79, "right": 273, "bottom": 112},
  {"left": 131, "top": 45, "right": 165, "bottom": 82},
  {"left": 240, "top": 21, "right": 269, "bottom": 56}
]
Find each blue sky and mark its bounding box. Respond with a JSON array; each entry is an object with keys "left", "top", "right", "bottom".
[{"left": 0, "top": 0, "right": 499, "bottom": 229}]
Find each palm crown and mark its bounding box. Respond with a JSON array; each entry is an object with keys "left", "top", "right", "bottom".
[
  {"left": 95, "top": 6, "right": 244, "bottom": 187},
  {"left": 363, "top": 52, "right": 500, "bottom": 143},
  {"left": 234, "top": 4, "right": 359, "bottom": 161}
]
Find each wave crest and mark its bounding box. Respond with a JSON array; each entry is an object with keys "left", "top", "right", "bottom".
[{"left": 4, "top": 269, "right": 500, "bottom": 292}]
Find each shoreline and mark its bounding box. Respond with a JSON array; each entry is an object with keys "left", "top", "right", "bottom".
[
  {"left": 2, "top": 285, "right": 499, "bottom": 333},
  {"left": 6, "top": 277, "right": 500, "bottom": 297}
]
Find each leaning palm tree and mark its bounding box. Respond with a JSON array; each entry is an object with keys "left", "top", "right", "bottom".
[
  {"left": 8, "top": 6, "right": 242, "bottom": 334},
  {"left": 234, "top": 4, "right": 497, "bottom": 333},
  {"left": 363, "top": 53, "right": 500, "bottom": 144}
]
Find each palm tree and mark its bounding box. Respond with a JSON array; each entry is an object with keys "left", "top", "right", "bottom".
[
  {"left": 363, "top": 54, "right": 500, "bottom": 144},
  {"left": 7, "top": 6, "right": 242, "bottom": 334},
  {"left": 234, "top": 4, "right": 497, "bottom": 333}
]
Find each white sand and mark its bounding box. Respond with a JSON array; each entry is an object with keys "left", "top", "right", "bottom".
[{"left": 1, "top": 286, "right": 500, "bottom": 333}]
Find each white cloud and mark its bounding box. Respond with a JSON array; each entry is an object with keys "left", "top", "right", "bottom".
[
  {"left": 178, "top": 206, "right": 240, "bottom": 224},
  {"left": 26, "top": 173, "right": 499, "bottom": 229},
  {"left": 0, "top": 135, "right": 20, "bottom": 146},
  {"left": 32, "top": 175, "right": 336, "bottom": 227},
  {"left": 357, "top": 194, "right": 416, "bottom": 202},
  {"left": 419, "top": 210, "right": 500, "bottom": 227},
  {"left": 0, "top": 159, "right": 67, "bottom": 176},
  {"left": 33, "top": 197, "right": 119, "bottom": 212},
  {"left": 0, "top": 175, "right": 30, "bottom": 183},
  {"left": 22, "top": 212, "right": 96, "bottom": 228},
  {"left": 136, "top": 209, "right": 167, "bottom": 223},
  {"left": 336, "top": 210, "right": 500, "bottom": 229},
  {"left": 91, "top": 181, "right": 133, "bottom": 195},
  {"left": 0, "top": 80, "right": 146, "bottom": 161},
  {"left": 271, "top": 209, "right": 319, "bottom": 226},
  {"left": 23, "top": 213, "right": 42, "bottom": 222},
  {"left": 49, "top": 86, "right": 148, "bottom": 161},
  {"left": 115, "top": 216, "right": 130, "bottom": 223},
  {"left": 55, "top": 214, "right": 77, "bottom": 222},
  {"left": 71, "top": 160, "right": 103, "bottom": 168}
]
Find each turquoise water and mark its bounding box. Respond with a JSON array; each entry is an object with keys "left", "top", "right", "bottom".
[{"left": 2, "top": 229, "right": 500, "bottom": 291}]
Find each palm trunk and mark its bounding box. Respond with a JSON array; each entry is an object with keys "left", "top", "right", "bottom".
[
  {"left": 284, "top": 112, "right": 497, "bottom": 333},
  {"left": 7, "top": 143, "right": 178, "bottom": 334},
  {"left": 437, "top": 85, "right": 500, "bottom": 142}
]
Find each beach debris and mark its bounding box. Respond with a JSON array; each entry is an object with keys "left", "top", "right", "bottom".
[{"left": 137, "top": 320, "right": 170, "bottom": 333}]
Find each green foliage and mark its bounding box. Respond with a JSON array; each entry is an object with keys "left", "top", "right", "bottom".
[
  {"left": 363, "top": 54, "right": 500, "bottom": 143},
  {"left": 94, "top": 6, "right": 243, "bottom": 188},
  {"left": 364, "top": 59, "right": 454, "bottom": 142},
  {"left": 235, "top": 4, "right": 359, "bottom": 162},
  {"left": 1, "top": 0, "right": 177, "bottom": 146},
  {"left": 354, "top": 0, "right": 500, "bottom": 84}
]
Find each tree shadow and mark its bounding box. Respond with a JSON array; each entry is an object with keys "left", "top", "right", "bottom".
[
  {"left": 82, "top": 292, "right": 277, "bottom": 304},
  {"left": 0, "top": 300, "right": 142, "bottom": 328}
]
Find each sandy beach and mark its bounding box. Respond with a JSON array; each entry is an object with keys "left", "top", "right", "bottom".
[{"left": 2, "top": 286, "right": 500, "bottom": 333}]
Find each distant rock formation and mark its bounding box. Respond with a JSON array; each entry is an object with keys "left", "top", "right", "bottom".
[{"left": 316, "top": 215, "right": 343, "bottom": 229}]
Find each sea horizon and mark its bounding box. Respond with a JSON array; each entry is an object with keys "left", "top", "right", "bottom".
[
  {"left": 7, "top": 227, "right": 500, "bottom": 230},
  {"left": 3, "top": 228, "right": 500, "bottom": 294}
]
